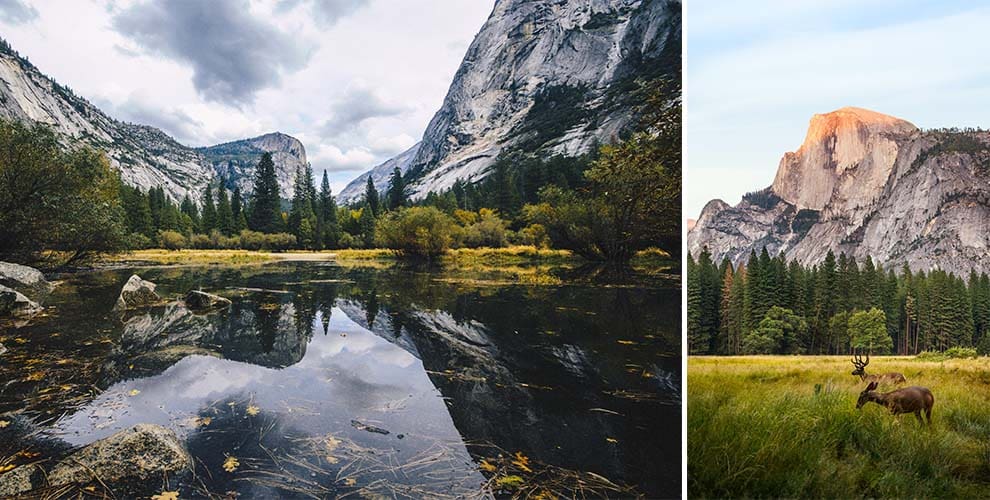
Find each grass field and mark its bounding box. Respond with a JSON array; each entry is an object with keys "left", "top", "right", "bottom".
[{"left": 689, "top": 356, "right": 990, "bottom": 498}]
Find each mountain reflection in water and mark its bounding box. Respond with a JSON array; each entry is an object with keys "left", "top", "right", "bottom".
[{"left": 0, "top": 262, "right": 680, "bottom": 497}]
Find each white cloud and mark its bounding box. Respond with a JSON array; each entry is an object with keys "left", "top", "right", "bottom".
[{"left": 0, "top": 0, "right": 492, "bottom": 190}]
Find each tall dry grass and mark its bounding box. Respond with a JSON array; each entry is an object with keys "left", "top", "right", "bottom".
[{"left": 689, "top": 356, "right": 990, "bottom": 498}]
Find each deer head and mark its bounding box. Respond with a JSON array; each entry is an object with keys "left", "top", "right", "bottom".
[
  {"left": 851, "top": 353, "right": 870, "bottom": 377},
  {"left": 856, "top": 381, "right": 879, "bottom": 409}
]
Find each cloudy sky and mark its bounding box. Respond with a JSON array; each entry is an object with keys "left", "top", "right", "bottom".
[
  {"left": 0, "top": 0, "right": 493, "bottom": 193},
  {"left": 686, "top": 0, "right": 990, "bottom": 218}
]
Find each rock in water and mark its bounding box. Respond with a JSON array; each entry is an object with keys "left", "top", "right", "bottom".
[
  {"left": 0, "top": 261, "right": 53, "bottom": 302},
  {"left": 184, "top": 290, "right": 232, "bottom": 311},
  {"left": 113, "top": 275, "right": 161, "bottom": 311},
  {"left": 0, "top": 284, "right": 42, "bottom": 317},
  {"left": 46, "top": 424, "right": 192, "bottom": 491}
]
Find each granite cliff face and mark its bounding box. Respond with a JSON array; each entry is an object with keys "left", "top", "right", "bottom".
[
  {"left": 0, "top": 40, "right": 304, "bottom": 202},
  {"left": 689, "top": 107, "right": 990, "bottom": 275},
  {"left": 346, "top": 0, "right": 680, "bottom": 200},
  {"left": 197, "top": 132, "right": 308, "bottom": 198}
]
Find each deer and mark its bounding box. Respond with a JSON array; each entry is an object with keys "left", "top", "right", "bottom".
[
  {"left": 856, "top": 381, "right": 934, "bottom": 425},
  {"left": 851, "top": 353, "right": 906, "bottom": 385}
]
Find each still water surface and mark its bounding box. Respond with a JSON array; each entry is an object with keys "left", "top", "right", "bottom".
[{"left": 0, "top": 261, "right": 680, "bottom": 497}]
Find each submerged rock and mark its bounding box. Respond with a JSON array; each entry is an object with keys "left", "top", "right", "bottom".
[
  {"left": 47, "top": 424, "right": 191, "bottom": 488},
  {"left": 113, "top": 275, "right": 161, "bottom": 311},
  {"left": 184, "top": 290, "right": 232, "bottom": 311},
  {"left": 0, "top": 261, "right": 52, "bottom": 302},
  {"left": 0, "top": 284, "right": 42, "bottom": 317}
]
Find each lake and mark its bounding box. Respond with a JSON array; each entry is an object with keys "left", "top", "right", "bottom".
[{"left": 0, "top": 260, "right": 680, "bottom": 498}]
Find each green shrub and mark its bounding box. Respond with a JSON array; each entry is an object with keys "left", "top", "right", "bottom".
[
  {"left": 238, "top": 230, "right": 266, "bottom": 250},
  {"left": 158, "top": 230, "right": 188, "bottom": 250},
  {"left": 264, "top": 233, "right": 296, "bottom": 251},
  {"left": 377, "top": 206, "right": 456, "bottom": 259},
  {"left": 189, "top": 233, "right": 211, "bottom": 249}
]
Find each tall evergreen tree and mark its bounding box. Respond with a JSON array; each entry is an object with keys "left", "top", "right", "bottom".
[
  {"left": 386, "top": 166, "right": 406, "bottom": 211},
  {"left": 365, "top": 176, "right": 380, "bottom": 217},
  {"left": 180, "top": 194, "right": 199, "bottom": 231},
  {"left": 201, "top": 183, "right": 217, "bottom": 233},
  {"left": 359, "top": 204, "right": 376, "bottom": 247},
  {"left": 231, "top": 186, "right": 246, "bottom": 233},
  {"left": 289, "top": 165, "right": 317, "bottom": 247},
  {"left": 249, "top": 152, "right": 283, "bottom": 233},
  {"left": 216, "top": 184, "right": 233, "bottom": 235},
  {"left": 317, "top": 171, "right": 339, "bottom": 249}
]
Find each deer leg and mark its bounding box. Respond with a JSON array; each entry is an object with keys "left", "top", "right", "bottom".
[
  {"left": 914, "top": 411, "right": 922, "bottom": 424},
  {"left": 925, "top": 408, "right": 932, "bottom": 425}
]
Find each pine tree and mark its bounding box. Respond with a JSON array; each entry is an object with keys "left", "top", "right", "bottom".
[
  {"left": 249, "top": 152, "right": 283, "bottom": 233},
  {"left": 180, "top": 195, "right": 200, "bottom": 231},
  {"left": 317, "top": 171, "right": 339, "bottom": 249},
  {"left": 201, "top": 183, "right": 217, "bottom": 233},
  {"left": 231, "top": 186, "right": 246, "bottom": 233},
  {"left": 718, "top": 264, "right": 735, "bottom": 354},
  {"left": 216, "top": 184, "right": 233, "bottom": 235},
  {"left": 365, "top": 176, "right": 380, "bottom": 218},
  {"left": 386, "top": 166, "right": 405, "bottom": 211},
  {"left": 359, "top": 204, "right": 376, "bottom": 247},
  {"left": 687, "top": 254, "right": 705, "bottom": 353},
  {"left": 289, "top": 165, "right": 317, "bottom": 247}
]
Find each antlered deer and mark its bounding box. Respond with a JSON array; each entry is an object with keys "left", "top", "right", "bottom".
[
  {"left": 856, "top": 381, "right": 934, "bottom": 424},
  {"left": 851, "top": 353, "right": 906, "bottom": 384}
]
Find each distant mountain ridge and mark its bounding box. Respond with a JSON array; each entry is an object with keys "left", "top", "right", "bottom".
[
  {"left": 0, "top": 39, "right": 304, "bottom": 203},
  {"left": 197, "top": 132, "right": 308, "bottom": 198},
  {"left": 689, "top": 106, "right": 990, "bottom": 275},
  {"left": 342, "top": 0, "right": 681, "bottom": 202}
]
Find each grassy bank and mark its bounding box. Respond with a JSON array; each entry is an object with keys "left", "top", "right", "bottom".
[{"left": 689, "top": 356, "right": 990, "bottom": 498}]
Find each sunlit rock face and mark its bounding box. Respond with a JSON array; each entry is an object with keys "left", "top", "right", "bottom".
[
  {"left": 772, "top": 107, "right": 917, "bottom": 213},
  {"left": 348, "top": 0, "right": 681, "bottom": 200},
  {"left": 690, "top": 107, "right": 990, "bottom": 275}
]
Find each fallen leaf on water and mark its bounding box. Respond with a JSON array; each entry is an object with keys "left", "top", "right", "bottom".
[
  {"left": 194, "top": 417, "right": 212, "bottom": 427},
  {"left": 344, "top": 478, "right": 357, "bottom": 486},
  {"left": 0, "top": 464, "right": 15, "bottom": 473},
  {"left": 83, "top": 486, "right": 97, "bottom": 492},
  {"left": 246, "top": 405, "right": 260, "bottom": 416},
  {"left": 223, "top": 456, "right": 239, "bottom": 472},
  {"left": 325, "top": 436, "right": 341, "bottom": 452},
  {"left": 128, "top": 389, "right": 141, "bottom": 396},
  {"left": 479, "top": 459, "right": 497, "bottom": 472},
  {"left": 25, "top": 371, "right": 45, "bottom": 381},
  {"left": 496, "top": 475, "right": 525, "bottom": 489},
  {"left": 325, "top": 455, "right": 339, "bottom": 464},
  {"left": 617, "top": 340, "right": 638, "bottom": 345},
  {"left": 512, "top": 452, "right": 532, "bottom": 473},
  {"left": 59, "top": 384, "right": 73, "bottom": 391},
  {"left": 0, "top": 420, "right": 9, "bottom": 428},
  {"left": 606, "top": 437, "right": 619, "bottom": 444},
  {"left": 151, "top": 491, "right": 179, "bottom": 500}
]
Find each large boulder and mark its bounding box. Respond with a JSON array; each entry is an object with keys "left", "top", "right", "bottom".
[
  {"left": 47, "top": 424, "right": 192, "bottom": 488},
  {"left": 0, "top": 284, "right": 42, "bottom": 317},
  {"left": 0, "top": 425, "right": 191, "bottom": 496},
  {"left": 113, "top": 275, "right": 161, "bottom": 311},
  {"left": 0, "top": 262, "right": 52, "bottom": 302},
  {"left": 184, "top": 290, "right": 232, "bottom": 311},
  {"left": 0, "top": 464, "right": 40, "bottom": 497}
]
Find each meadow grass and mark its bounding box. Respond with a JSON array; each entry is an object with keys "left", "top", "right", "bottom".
[{"left": 689, "top": 356, "right": 990, "bottom": 498}]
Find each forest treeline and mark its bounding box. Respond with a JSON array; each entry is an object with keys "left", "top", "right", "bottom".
[
  {"left": 687, "top": 247, "right": 990, "bottom": 356},
  {"left": 0, "top": 76, "right": 680, "bottom": 265}
]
